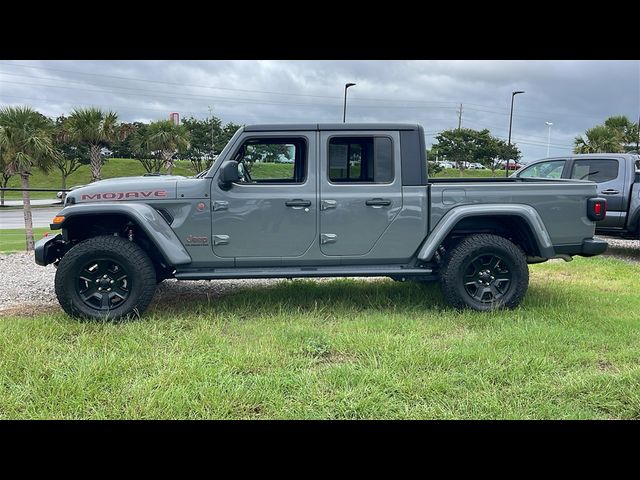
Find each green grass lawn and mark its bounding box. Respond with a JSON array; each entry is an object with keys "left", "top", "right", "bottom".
[
  {"left": 0, "top": 256, "right": 638, "bottom": 419},
  {"left": 2, "top": 159, "right": 506, "bottom": 201},
  {"left": 2, "top": 159, "right": 195, "bottom": 200},
  {"left": 0, "top": 228, "right": 51, "bottom": 252}
]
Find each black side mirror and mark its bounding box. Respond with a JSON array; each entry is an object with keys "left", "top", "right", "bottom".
[{"left": 218, "top": 161, "right": 240, "bottom": 190}]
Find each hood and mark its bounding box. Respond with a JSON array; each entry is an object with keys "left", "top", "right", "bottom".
[{"left": 65, "top": 175, "right": 184, "bottom": 205}]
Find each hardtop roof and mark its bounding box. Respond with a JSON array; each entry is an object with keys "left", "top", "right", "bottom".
[{"left": 243, "top": 123, "right": 421, "bottom": 132}]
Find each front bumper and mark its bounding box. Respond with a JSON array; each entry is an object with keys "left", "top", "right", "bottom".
[{"left": 34, "top": 234, "right": 67, "bottom": 266}]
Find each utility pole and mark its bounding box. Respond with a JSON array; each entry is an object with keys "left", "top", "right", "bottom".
[{"left": 457, "top": 103, "right": 463, "bottom": 130}]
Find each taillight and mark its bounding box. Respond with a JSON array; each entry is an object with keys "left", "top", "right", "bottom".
[{"left": 587, "top": 197, "right": 606, "bottom": 221}]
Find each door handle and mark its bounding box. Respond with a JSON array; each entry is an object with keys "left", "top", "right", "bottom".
[
  {"left": 285, "top": 199, "right": 312, "bottom": 208},
  {"left": 365, "top": 198, "right": 392, "bottom": 207},
  {"left": 601, "top": 189, "right": 620, "bottom": 195},
  {"left": 320, "top": 200, "right": 337, "bottom": 210}
]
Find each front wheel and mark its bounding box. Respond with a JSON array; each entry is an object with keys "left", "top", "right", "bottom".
[
  {"left": 439, "top": 234, "right": 529, "bottom": 311},
  {"left": 55, "top": 235, "right": 157, "bottom": 321}
]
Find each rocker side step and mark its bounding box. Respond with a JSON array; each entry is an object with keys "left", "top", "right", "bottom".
[{"left": 174, "top": 265, "right": 435, "bottom": 281}]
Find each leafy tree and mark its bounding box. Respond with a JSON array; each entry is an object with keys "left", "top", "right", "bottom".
[
  {"left": 145, "top": 120, "right": 190, "bottom": 175},
  {"left": 52, "top": 115, "right": 87, "bottom": 198},
  {"left": 426, "top": 147, "right": 443, "bottom": 175},
  {"left": 432, "top": 128, "right": 521, "bottom": 175},
  {"left": 66, "top": 108, "right": 121, "bottom": 182},
  {"left": 110, "top": 122, "right": 140, "bottom": 158},
  {"left": 181, "top": 116, "right": 243, "bottom": 174},
  {"left": 432, "top": 129, "right": 477, "bottom": 175},
  {"left": 0, "top": 107, "right": 58, "bottom": 250},
  {"left": 181, "top": 116, "right": 221, "bottom": 174},
  {"left": 129, "top": 123, "right": 165, "bottom": 174}
]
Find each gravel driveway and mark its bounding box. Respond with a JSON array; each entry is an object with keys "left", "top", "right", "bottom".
[
  {"left": 1, "top": 236, "right": 637, "bottom": 315},
  {"left": 0, "top": 252, "right": 283, "bottom": 315}
]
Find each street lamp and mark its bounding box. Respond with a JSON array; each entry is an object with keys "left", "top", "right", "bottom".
[
  {"left": 545, "top": 121, "right": 553, "bottom": 157},
  {"left": 506, "top": 90, "right": 525, "bottom": 177},
  {"left": 343, "top": 83, "right": 356, "bottom": 123}
]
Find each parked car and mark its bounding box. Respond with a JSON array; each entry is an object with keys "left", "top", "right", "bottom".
[
  {"left": 512, "top": 153, "right": 640, "bottom": 238},
  {"left": 468, "top": 163, "right": 485, "bottom": 170},
  {"left": 437, "top": 161, "right": 455, "bottom": 169},
  {"left": 56, "top": 185, "right": 85, "bottom": 201},
  {"left": 35, "top": 123, "right": 607, "bottom": 320}
]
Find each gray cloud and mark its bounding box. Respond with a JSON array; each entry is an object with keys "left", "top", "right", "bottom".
[{"left": 0, "top": 60, "right": 638, "bottom": 161}]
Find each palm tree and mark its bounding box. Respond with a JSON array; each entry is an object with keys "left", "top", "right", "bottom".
[
  {"left": 66, "top": 108, "right": 119, "bottom": 182},
  {"left": 574, "top": 125, "right": 624, "bottom": 154},
  {"left": 0, "top": 146, "right": 15, "bottom": 207},
  {"left": 0, "top": 107, "right": 58, "bottom": 250},
  {"left": 146, "top": 120, "right": 190, "bottom": 175}
]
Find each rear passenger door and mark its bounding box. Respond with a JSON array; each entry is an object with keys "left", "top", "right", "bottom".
[
  {"left": 568, "top": 158, "right": 626, "bottom": 228},
  {"left": 319, "top": 131, "right": 402, "bottom": 257}
]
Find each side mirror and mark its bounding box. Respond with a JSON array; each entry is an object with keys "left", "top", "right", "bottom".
[{"left": 218, "top": 161, "right": 240, "bottom": 190}]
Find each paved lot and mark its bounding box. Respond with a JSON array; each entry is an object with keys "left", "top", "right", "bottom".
[{"left": 0, "top": 207, "right": 61, "bottom": 229}]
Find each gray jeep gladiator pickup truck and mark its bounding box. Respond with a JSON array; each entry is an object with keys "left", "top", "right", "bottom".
[
  {"left": 35, "top": 123, "right": 608, "bottom": 320},
  {"left": 513, "top": 153, "right": 640, "bottom": 238}
]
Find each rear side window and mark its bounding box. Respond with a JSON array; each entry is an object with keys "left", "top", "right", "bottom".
[
  {"left": 570, "top": 159, "right": 618, "bottom": 183},
  {"left": 519, "top": 160, "right": 565, "bottom": 179},
  {"left": 328, "top": 136, "right": 393, "bottom": 183}
]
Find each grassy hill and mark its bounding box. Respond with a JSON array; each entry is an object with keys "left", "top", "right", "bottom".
[{"left": 2, "top": 159, "right": 507, "bottom": 201}]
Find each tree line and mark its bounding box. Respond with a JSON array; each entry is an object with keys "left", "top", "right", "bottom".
[
  {"left": 0, "top": 106, "right": 240, "bottom": 250},
  {"left": 429, "top": 128, "right": 521, "bottom": 175},
  {"left": 1, "top": 105, "right": 637, "bottom": 251}
]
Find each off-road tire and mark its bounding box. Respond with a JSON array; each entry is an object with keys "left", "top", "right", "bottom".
[
  {"left": 439, "top": 234, "right": 529, "bottom": 311},
  {"left": 55, "top": 235, "right": 157, "bottom": 321}
]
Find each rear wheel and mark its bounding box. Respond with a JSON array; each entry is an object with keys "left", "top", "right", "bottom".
[
  {"left": 55, "top": 235, "right": 157, "bottom": 321},
  {"left": 439, "top": 234, "right": 529, "bottom": 311}
]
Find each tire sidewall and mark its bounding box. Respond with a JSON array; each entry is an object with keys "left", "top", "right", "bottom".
[
  {"left": 441, "top": 235, "right": 529, "bottom": 311},
  {"left": 455, "top": 245, "right": 520, "bottom": 310},
  {"left": 56, "top": 238, "right": 155, "bottom": 321}
]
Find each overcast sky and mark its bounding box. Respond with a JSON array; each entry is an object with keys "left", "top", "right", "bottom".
[{"left": 1, "top": 60, "right": 638, "bottom": 162}]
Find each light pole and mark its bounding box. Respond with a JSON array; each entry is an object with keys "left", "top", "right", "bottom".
[
  {"left": 343, "top": 83, "right": 356, "bottom": 123},
  {"left": 545, "top": 121, "right": 553, "bottom": 157},
  {"left": 506, "top": 90, "right": 525, "bottom": 177}
]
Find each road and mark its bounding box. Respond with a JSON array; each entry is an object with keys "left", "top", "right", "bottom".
[
  {"left": 1, "top": 199, "right": 60, "bottom": 207},
  {"left": 0, "top": 207, "right": 61, "bottom": 229}
]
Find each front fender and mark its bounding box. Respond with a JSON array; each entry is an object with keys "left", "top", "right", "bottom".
[
  {"left": 51, "top": 202, "right": 192, "bottom": 266},
  {"left": 417, "top": 204, "right": 555, "bottom": 261}
]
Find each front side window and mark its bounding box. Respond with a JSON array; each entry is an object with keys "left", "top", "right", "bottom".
[
  {"left": 519, "top": 160, "right": 566, "bottom": 179},
  {"left": 570, "top": 159, "right": 618, "bottom": 183},
  {"left": 233, "top": 137, "right": 306, "bottom": 183},
  {"left": 328, "top": 136, "right": 393, "bottom": 183}
]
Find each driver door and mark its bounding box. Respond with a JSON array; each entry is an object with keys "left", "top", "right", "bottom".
[{"left": 211, "top": 132, "right": 317, "bottom": 265}]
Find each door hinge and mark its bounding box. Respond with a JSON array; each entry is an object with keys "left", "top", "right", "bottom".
[
  {"left": 320, "top": 200, "right": 337, "bottom": 211},
  {"left": 213, "top": 201, "right": 229, "bottom": 211},
  {"left": 213, "top": 234, "right": 230, "bottom": 245},
  {"left": 320, "top": 233, "right": 337, "bottom": 244}
]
